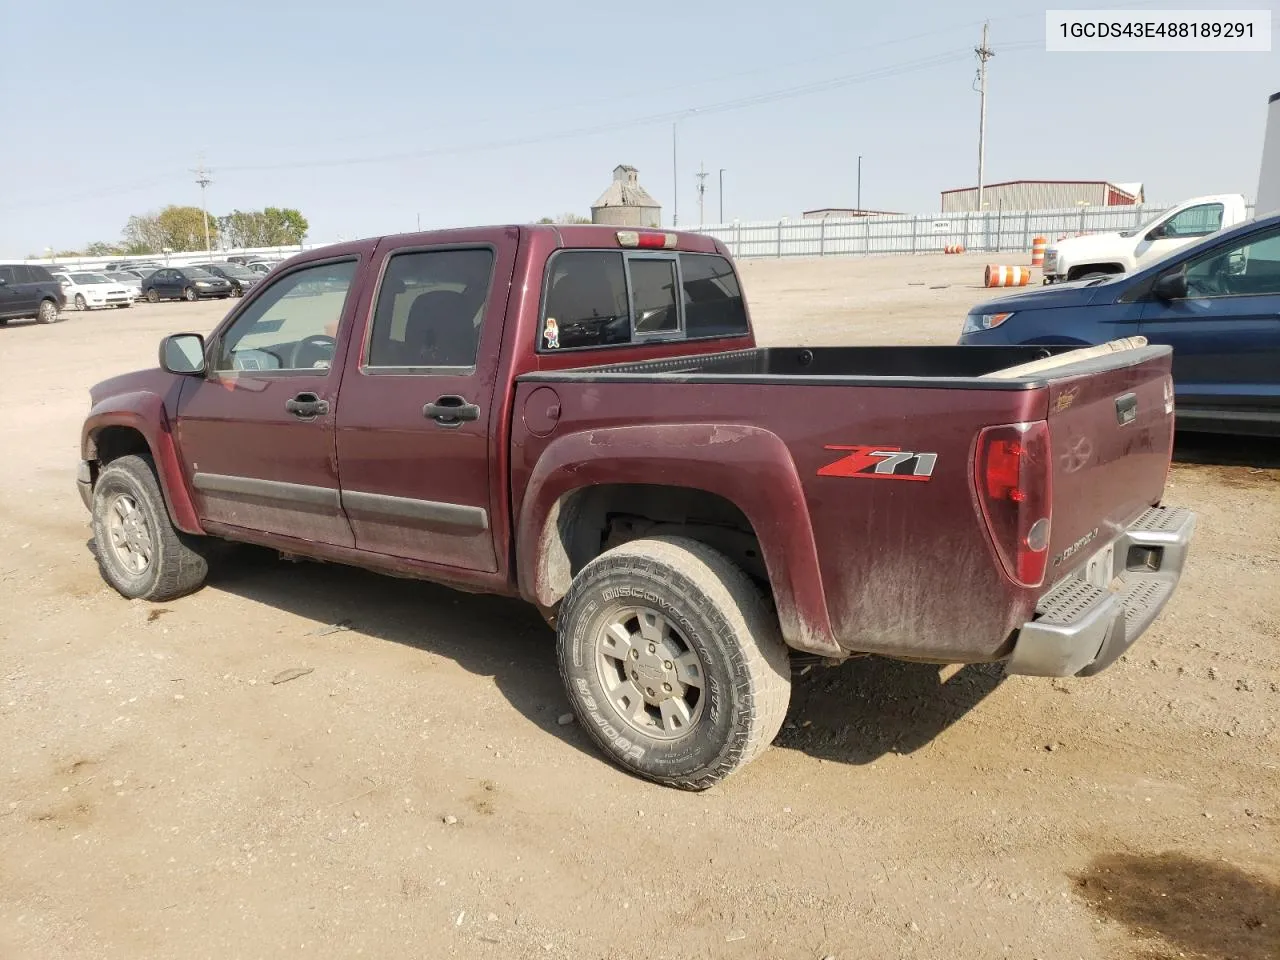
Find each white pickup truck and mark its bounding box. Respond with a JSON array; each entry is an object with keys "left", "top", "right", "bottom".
[{"left": 1042, "top": 193, "right": 1249, "bottom": 283}]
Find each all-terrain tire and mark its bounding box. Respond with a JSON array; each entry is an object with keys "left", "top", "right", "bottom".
[
  {"left": 557, "top": 536, "right": 791, "bottom": 790},
  {"left": 91, "top": 454, "right": 209, "bottom": 601}
]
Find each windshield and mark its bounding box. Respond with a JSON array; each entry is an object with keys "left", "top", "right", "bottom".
[
  {"left": 216, "top": 264, "right": 254, "bottom": 278},
  {"left": 71, "top": 273, "right": 110, "bottom": 283},
  {"left": 184, "top": 267, "right": 215, "bottom": 278},
  {"left": 106, "top": 273, "right": 136, "bottom": 282}
]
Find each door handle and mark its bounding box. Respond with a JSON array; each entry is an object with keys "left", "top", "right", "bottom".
[
  {"left": 423, "top": 395, "right": 480, "bottom": 428},
  {"left": 285, "top": 392, "right": 329, "bottom": 419}
]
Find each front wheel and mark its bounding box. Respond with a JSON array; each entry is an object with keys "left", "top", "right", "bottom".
[
  {"left": 183, "top": 287, "right": 197, "bottom": 302},
  {"left": 74, "top": 294, "right": 87, "bottom": 311},
  {"left": 91, "top": 454, "right": 209, "bottom": 601},
  {"left": 557, "top": 536, "right": 791, "bottom": 790}
]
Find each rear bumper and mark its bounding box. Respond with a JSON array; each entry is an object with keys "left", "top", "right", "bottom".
[{"left": 1005, "top": 506, "right": 1196, "bottom": 677}]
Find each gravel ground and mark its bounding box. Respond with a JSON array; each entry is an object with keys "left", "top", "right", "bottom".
[{"left": 1, "top": 253, "right": 1276, "bottom": 960}]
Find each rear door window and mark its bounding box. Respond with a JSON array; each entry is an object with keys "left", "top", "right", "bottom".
[{"left": 28, "top": 265, "right": 54, "bottom": 282}]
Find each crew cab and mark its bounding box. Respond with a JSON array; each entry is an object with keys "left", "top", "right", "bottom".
[
  {"left": 961, "top": 212, "right": 1280, "bottom": 436},
  {"left": 1044, "top": 193, "right": 1248, "bottom": 283},
  {"left": 79, "top": 225, "right": 1195, "bottom": 788}
]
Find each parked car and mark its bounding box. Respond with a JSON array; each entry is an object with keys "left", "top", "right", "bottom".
[
  {"left": 1043, "top": 194, "right": 1248, "bottom": 283},
  {"left": 79, "top": 225, "right": 1194, "bottom": 788},
  {"left": 246, "top": 259, "right": 280, "bottom": 276},
  {"left": 141, "top": 266, "right": 233, "bottom": 302},
  {"left": 0, "top": 263, "right": 64, "bottom": 324},
  {"left": 103, "top": 272, "right": 145, "bottom": 301},
  {"left": 53, "top": 272, "right": 135, "bottom": 310},
  {"left": 191, "top": 262, "right": 260, "bottom": 297},
  {"left": 960, "top": 211, "right": 1280, "bottom": 436},
  {"left": 104, "top": 260, "right": 163, "bottom": 274},
  {"left": 119, "top": 267, "right": 157, "bottom": 283}
]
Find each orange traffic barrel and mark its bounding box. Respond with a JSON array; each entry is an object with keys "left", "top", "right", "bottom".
[
  {"left": 1030, "top": 236, "right": 1046, "bottom": 265},
  {"left": 944, "top": 243, "right": 966, "bottom": 254},
  {"left": 984, "top": 264, "right": 1031, "bottom": 288}
]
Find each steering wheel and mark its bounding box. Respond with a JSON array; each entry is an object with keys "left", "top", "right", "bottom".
[{"left": 288, "top": 334, "right": 336, "bottom": 370}]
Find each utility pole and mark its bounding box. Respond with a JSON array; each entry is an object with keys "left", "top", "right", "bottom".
[
  {"left": 974, "top": 21, "right": 994, "bottom": 212},
  {"left": 671, "top": 122, "right": 678, "bottom": 227},
  {"left": 192, "top": 158, "right": 213, "bottom": 256},
  {"left": 857, "top": 155, "right": 862, "bottom": 212},
  {"left": 696, "top": 162, "right": 709, "bottom": 227},
  {"left": 718, "top": 168, "right": 725, "bottom": 223}
]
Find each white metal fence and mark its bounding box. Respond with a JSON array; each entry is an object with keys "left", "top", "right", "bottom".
[
  {"left": 686, "top": 203, "right": 1257, "bottom": 260},
  {"left": 17, "top": 244, "right": 324, "bottom": 273}
]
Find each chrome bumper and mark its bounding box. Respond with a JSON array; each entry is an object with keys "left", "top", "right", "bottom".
[{"left": 1005, "top": 506, "right": 1197, "bottom": 677}]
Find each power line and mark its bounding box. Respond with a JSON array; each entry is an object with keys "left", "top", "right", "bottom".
[{"left": 217, "top": 49, "right": 973, "bottom": 176}]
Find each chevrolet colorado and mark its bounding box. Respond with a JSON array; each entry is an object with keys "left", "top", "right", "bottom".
[{"left": 79, "top": 225, "right": 1195, "bottom": 788}]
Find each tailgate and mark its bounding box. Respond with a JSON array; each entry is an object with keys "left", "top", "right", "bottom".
[{"left": 1043, "top": 349, "right": 1175, "bottom": 582}]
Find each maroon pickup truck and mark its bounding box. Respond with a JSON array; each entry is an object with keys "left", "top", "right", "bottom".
[{"left": 79, "top": 225, "right": 1195, "bottom": 789}]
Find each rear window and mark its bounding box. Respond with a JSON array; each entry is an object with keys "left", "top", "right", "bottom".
[{"left": 540, "top": 251, "right": 747, "bottom": 352}]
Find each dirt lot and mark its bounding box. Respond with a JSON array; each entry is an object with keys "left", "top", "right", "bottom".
[{"left": 1, "top": 254, "right": 1277, "bottom": 960}]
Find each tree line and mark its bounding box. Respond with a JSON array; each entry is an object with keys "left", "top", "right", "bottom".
[{"left": 52, "top": 205, "right": 309, "bottom": 258}]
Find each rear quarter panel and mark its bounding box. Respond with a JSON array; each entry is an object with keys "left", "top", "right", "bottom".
[{"left": 512, "top": 379, "right": 1046, "bottom": 662}]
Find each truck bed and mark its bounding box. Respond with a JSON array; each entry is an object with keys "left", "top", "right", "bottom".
[
  {"left": 520, "top": 344, "right": 1127, "bottom": 386},
  {"left": 514, "top": 343, "right": 1177, "bottom": 665}
]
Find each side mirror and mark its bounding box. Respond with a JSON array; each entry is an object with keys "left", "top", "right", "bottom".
[
  {"left": 1145, "top": 223, "right": 1167, "bottom": 241},
  {"left": 1152, "top": 268, "right": 1188, "bottom": 302},
  {"left": 159, "top": 333, "right": 207, "bottom": 375}
]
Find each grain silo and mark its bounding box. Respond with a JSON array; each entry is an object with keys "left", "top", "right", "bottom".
[{"left": 591, "top": 165, "right": 662, "bottom": 227}]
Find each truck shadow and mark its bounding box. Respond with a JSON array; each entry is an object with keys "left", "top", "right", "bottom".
[
  {"left": 1174, "top": 431, "right": 1280, "bottom": 468},
  {"left": 202, "top": 548, "right": 1003, "bottom": 771},
  {"left": 776, "top": 658, "right": 1005, "bottom": 764},
  {"left": 1071, "top": 850, "right": 1279, "bottom": 960}
]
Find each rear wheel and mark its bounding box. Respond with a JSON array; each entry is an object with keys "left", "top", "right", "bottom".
[
  {"left": 146, "top": 288, "right": 159, "bottom": 303},
  {"left": 74, "top": 294, "right": 87, "bottom": 311},
  {"left": 183, "top": 287, "right": 197, "bottom": 302},
  {"left": 36, "top": 299, "right": 58, "bottom": 323},
  {"left": 91, "top": 454, "right": 209, "bottom": 601},
  {"left": 557, "top": 536, "right": 791, "bottom": 790}
]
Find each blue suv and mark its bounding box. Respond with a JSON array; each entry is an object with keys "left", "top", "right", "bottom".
[{"left": 959, "top": 213, "right": 1280, "bottom": 436}]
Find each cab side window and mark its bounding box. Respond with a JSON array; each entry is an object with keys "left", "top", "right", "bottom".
[
  {"left": 1163, "top": 203, "right": 1224, "bottom": 238},
  {"left": 1186, "top": 227, "right": 1280, "bottom": 299},
  {"left": 366, "top": 249, "right": 494, "bottom": 369},
  {"left": 214, "top": 260, "right": 357, "bottom": 372}
]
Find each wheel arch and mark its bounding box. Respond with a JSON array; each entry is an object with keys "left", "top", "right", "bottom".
[
  {"left": 83, "top": 395, "right": 203, "bottom": 535},
  {"left": 516, "top": 424, "right": 840, "bottom": 656}
]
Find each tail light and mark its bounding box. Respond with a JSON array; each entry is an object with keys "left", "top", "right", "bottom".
[{"left": 975, "top": 421, "right": 1053, "bottom": 588}]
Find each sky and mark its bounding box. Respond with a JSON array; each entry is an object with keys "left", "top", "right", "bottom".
[{"left": 0, "top": 0, "right": 1276, "bottom": 255}]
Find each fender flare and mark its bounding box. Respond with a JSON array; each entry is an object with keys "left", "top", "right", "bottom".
[
  {"left": 82, "top": 391, "right": 203, "bottom": 535},
  {"left": 516, "top": 422, "right": 840, "bottom": 656}
]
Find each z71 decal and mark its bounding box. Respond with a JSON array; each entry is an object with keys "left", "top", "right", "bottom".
[{"left": 817, "top": 445, "right": 938, "bottom": 481}]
